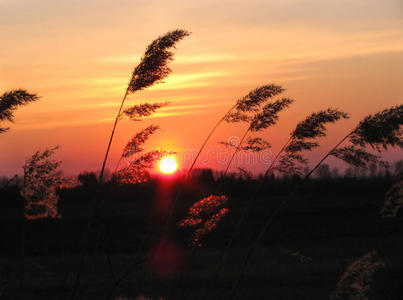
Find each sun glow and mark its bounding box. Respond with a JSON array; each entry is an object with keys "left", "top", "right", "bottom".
[{"left": 159, "top": 156, "right": 178, "bottom": 174}]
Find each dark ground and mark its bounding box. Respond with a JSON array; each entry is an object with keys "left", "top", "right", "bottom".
[{"left": 0, "top": 174, "right": 402, "bottom": 300}]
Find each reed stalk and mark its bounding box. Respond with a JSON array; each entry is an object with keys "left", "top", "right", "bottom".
[{"left": 228, "top": 103, "right": 403, "bottom": 299}]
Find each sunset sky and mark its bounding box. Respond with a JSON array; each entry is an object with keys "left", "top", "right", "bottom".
[{"left": 1, "top": 0, "right": 402, "bottom": 176}]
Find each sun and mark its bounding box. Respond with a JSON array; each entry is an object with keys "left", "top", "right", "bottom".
[{"left": 159, "top": 156, "right": 178, "bottom": 174}]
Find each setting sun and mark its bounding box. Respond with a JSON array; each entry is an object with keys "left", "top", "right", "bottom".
[{"left": 159, "top": 156, "right": 178, "bottom": 174}]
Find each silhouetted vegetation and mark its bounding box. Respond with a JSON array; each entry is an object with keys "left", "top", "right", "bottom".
[
  {"left": 1, "top": 29, "right": 402, "bottom": 300},
  {"left": 0, "top": 170, "right": 402, "bottom": 299}
]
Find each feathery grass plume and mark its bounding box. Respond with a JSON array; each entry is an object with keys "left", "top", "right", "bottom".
[
  {"left": 224, "top": 111, "right": 251, "bottom": 123},
  {"left": 99, "top": 29, "right": 188, "bottom": 184},
  {"left": 0, "top": 89, "right": 39, "bottom": 133},
  {"left": 222, "top": 92, "right": 293, "bottom": 176},
  {"left": 122, "top": 125, "right": 160, "bottom": 158},
  {"left": 292, "top": 108, "right": 349, "bottom": 139},
  {"left": 114, "top": 124, "right": 160, "bottom": 173},
  {"left": 275, "top": 108, "right": 349, "bottom": 176},
  {"left": 235, "top": 84, "right": 284, "bottom": 112},
  {"left": 241, "top": 137, "right": 271, "bottom": 152},
  {"left": 116, "top": 150, "right": 173, "bottom": 184},
  {"left": 222, "top": 86, "right": 288, "bottom": 126},
  {"left": 285, "top": 140, "right": 319, "bottom": 152},
  {"left": 380, "top": 170, "right": 403, "bottom": 217},
  {"left": 276, "top": 153, "right": 307, "bottom": 176},
  {"left": 178, "top": 195, "right": 229, "bottom": 247},
  {"left": 328, "top": 106, "right": 402, "bottom": 170},
  {"left": 115, "top": 123, "right": 170, "bottom": 183},
  {"left": 121, "top": 102, "right": 169, "bottom": 121},
  {"left": 330, "top": 250, "right": 384, "bottom": 300},
  {"left": 331, "top": 146, "right": 387, "bottom": 169},
  {"left": 128, "top": 29, "right": 190, "bottom": 92},
  {"left": 349, "top": 105, "right": 403, "bottom": 151},
  {"left": 249, "top": 98, "right": 294, "bottom": 131},
  {"left": 219, "top": 137, "right": 270, "bottom": 152},
  {"left": 20, "top": 147, "right": 64, "bottom": 220}
]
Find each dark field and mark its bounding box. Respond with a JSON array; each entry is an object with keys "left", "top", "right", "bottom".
[{"left": 0, "top": 175, "right": 402, "bottom": 300}]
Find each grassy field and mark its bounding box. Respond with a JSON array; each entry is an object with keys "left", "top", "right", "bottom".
[{"left": 0, "top": 176, "right": 402, "bottom": 299}]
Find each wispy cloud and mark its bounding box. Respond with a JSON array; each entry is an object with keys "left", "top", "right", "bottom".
[
  {"left": 99, "top": 53, "right": 239, "bottom": 65},
  {"left": 13, "top": 99, "right": 232, "bottom": 131}
]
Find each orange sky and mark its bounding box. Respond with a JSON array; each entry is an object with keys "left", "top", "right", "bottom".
[{"left": 1, "top": 0, "right": 402, "bottom": 176}]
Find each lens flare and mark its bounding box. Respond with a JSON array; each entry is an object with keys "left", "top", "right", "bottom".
[{"left": 159, "top": 156, "right": 178, "bottom": 174}]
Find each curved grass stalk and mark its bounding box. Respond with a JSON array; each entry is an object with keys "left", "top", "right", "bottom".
[
  {"left": 72, "top": 29, "right": 190, "bottom": 299},
  {"left": 72, "top": 90, "right": 130, "bottom": 300},
  {"left": 304, "top": 132, "right": 352, "bottom": 179},
  {"left": 210, "top": 135, "right": 293, "bottom": 286},
  {"left": 264, "top": 136, "right": 293, "bottom": 177},
  {"left": 187, "top": 104, "right": 237, "bottom": 177},
  {"left": 228, "top": 132, "right": 354, "bottom": 300},
  {"left": 99, "top": 89, "right": 129, "bottom": 183},
  {"left": 223, "top": 127, "right": 251, "bottom": 176}
]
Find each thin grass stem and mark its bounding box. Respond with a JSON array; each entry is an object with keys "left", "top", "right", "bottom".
[
  {"left": 99, "top": 88, "right": 129, "bottom": 183},
  {"left": 223, "top": 128, "right": 251, "bottom": 176},
  {"left": 187, "top": 104, "right": 236, "bottom": 177},
  {"left": 228, "top": 131, "right": 354, "bottom": 299}
]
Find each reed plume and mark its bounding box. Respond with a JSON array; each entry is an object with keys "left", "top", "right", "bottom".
[
  {"left": 241, "top": 137, "right": 271, "bottom": 152},
  {"left": 128, "top": 29, "right": 190, "bottom": 92},
  {"left": 116, "top": 150, "right": 172, "bottom": 184},
  {"left": 121, "top": 102, "right": 169, "bottom": 121},
  {"left": 235, "top": 84, "right": 285, "bottom": 112},
  {"left": 349, "top": 105, "right": 403, "bottom": 151},
  {"left": 330, "top": 250, "right": 384, "bottom": 300},
  {"left": 20, "top": 147, "right": 64, "bottom": 220},
  {"left": 0, "top": 89, "right": 39, "bottom": 133},
  {"left": 99, "top": 29, "right": 189, "bottom": 183},
  {"left": 122, "top": 125, "right": 160, "bottom": 158},
  {"left": 292, "top": 108, "right": 349, "bottom": 139},
  {"left": 249, "top": 98, "right": 294, "bottom": 131},
  {"left": 273, "top": 108, "right": 349, "bottom": 176},
  {"left": 331, "top": 146, "right": 386, "bottom": 169},
  {"left": 178, "top": 195, "right": 229, "bottom": 247},
  {"left": 114, "top": 123, "right": 176, "bottom": 183},
  {"left": 222, "top": 94, "right": 293, "bottom": 175}
]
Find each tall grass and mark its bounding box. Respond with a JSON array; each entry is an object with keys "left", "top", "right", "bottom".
[
  {"left": 72, "top": 29, "right": 189, "bottom": 299},
  {"left": 0, "top": 89, "right": 39, "bottom": 134},
  {"left": 99, "top": 30, "right": 189, "bottom": 184},
  {"left": 222, "top": 95, "right": 294, "bottom": 176},
  {"left": 19, "top": 146, "right": 73, "bottom": 288},
  {"left": 228, "top": 104, "right": 403, "bottom": 299},
  {"left": 2, "top": 31, "right": 401, "bottom": 300},
  {"left": 188, "top": 84, "right": 284, "bottom": 176}
]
